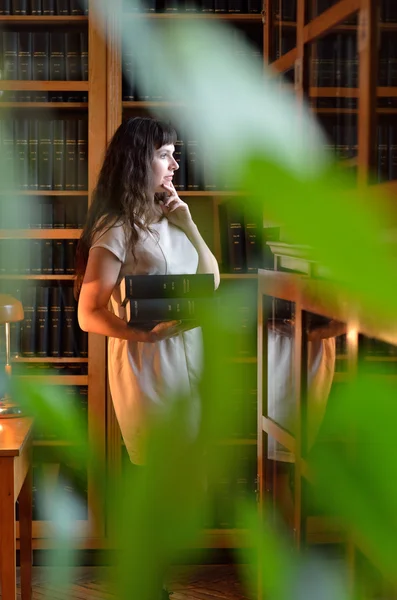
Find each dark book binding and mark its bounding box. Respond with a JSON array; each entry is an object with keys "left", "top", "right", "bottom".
[
  {"left": 120, "top": 273, "right": 215, "bottom": 304},
  {"left": 36, "top": 286, "right": 50, "bottom": 357},
  {"left": 49, "top": 286, "right": 62, "bottom": 357}
]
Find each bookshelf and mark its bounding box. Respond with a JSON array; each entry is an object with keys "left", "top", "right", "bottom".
[
  {"left": 257, "top": 0, "right": 397, "bottom": 593},
  {"left": 0, "top": 0, "right": 107, "bottom": 549}
]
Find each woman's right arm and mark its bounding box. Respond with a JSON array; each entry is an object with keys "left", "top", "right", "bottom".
[{"left": 77, "top": 247, "right": 181, "bottom": 342}]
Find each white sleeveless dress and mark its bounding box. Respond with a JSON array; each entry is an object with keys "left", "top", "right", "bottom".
[{"left": 91, "top": 217, "right": 203, "bottom": 464}]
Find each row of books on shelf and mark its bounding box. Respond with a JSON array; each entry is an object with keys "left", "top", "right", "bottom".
[
  {"left": 0, "top": 91, "right": 88, "bottom": 102},
  {"left": 16, "top": 461, "right": 88, "bottom": 522},
  {"left": 272, "top": 0, "right": 397, "bottom": 22},
  {"left": 323, "top": 123, "right": 397, "bottom": 182},
  {"left": 0, "top": 283, "right": 87, "bottom": 357},
  {"left": 0, "top": 31, "right": 88, "bottom": 82},
  {"left": 0, "top": 239, "right": 77, "bottom": 275},
  {"left": 122, "top": 40, "right": 261, "bottom": 103},
  {"left": 12, "top": 362, "right": 88, "bottom": 373},
  {"left": 0, "top": 198, "right": 86, "bottom": 229},
  {"left": 122, "top": 0, "right": 261, "bottom": 13},
  {"left": 0, "top": 118, "right": 88, "bottom": 191},
  {"left": 0, "top": 0, "right": 88, "bottom": 15}
]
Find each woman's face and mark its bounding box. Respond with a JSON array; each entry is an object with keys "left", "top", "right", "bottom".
[{"left": 151, "top": 144, "right": 179, "bottom": 193}]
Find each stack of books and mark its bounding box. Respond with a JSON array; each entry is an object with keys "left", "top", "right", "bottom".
[{"left": 120, "top": 273, "right": 216, "bottom": 331}]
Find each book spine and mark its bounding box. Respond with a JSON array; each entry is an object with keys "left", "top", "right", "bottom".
[
  {"left": 55, "top": 0, "right": 68, "bottom": 13},
  {"left": 53, "top": 240, "right": 66, "bottom": 274},
  {"left": 53, "top": 119, "right": 65, "bottom": 190},
  {"left": 36, "top": 286, "right": 50, "bottom": 357},
  {"left": 65, "top": 32, "right": 82, "bottom": 80},
  {"left": 15, "top": 119, "right": 29, "bottom": 190},
  {"left": 186, "top": 138, "right": 201, "bottom": 190},
  {"left": 0, "top": 0, "right": 11, "bottom": 14},
  {"left": 38, "top": 119, "right": 54, "bottom": 190},
  {"left": 17, "top": 32, "right": 32, "bottom": 80},
  {"left": 12, "top": 0, "right": 27, "bottom": 14},
  {"left": 28, "top": 119, "right": 39, "bottom": 191},
  {"left": 50, "top": 32, "right": 65, "bottom": 80},
  {"left": 69, "top": 0, "right": 84, "bottom": 13},
  {"left": 21, "top": 286, "right": 37, "bottom": 356},
  {"left": 61, "top": 286, "right": 77, "bottom": 357},
  {"left": 41, "top": 239, "right": 53, "bottom": 275},
  {"left": 3, "top": 32, "right": 18, "bottom": 80},
  {"left": 42, "top": 0, "right": 55, "bottom": 14},
  {"left": 127, "top": 298, "right": 199, "bottom": 322},
  {"left": 31, "top": 0, "right": 42, "bottom": 14},
  {"left": 32, "top": 32, "right": 49, "bottom": 81},
  {"left": 122, "top": 274, "right": 214, "bottom": 301},
  {"left": 80, "top": 31, "right": 88, "bottom": 82},
  {"left": 65, "top": 119, "right": 78, "bottom": 190},
  {"left": 53, "top": 202, "right": 65, "bottom": 228},
  {"left": 49, "top": 286, "right": 62, "bottom": 357},
  {"left": 77, "top": 119, "right": 88, "bottom": 190}
]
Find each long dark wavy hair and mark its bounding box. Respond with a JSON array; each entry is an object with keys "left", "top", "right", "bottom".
[{"left": 74, "top": 117, "right": 177, "bottom": 298}]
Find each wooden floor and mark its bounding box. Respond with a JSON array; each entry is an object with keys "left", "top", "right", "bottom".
[{"left": 6, "top": 565, "right": 253, "bottom": 600}]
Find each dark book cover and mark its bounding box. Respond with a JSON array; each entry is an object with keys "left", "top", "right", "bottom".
[
  {"left": 120, "top": 273, "right": 215, "bottom": 304},
  {"left": 247, "top": 0, "right": 261, "bottom": 12},
  {"left": 50, "top": 32, "right": 66, "bottom": 80},
  {"left": 21, "top": 286, "right": 37, "bottom": 356},
  {"left": 28, "top": 119, "right": 39, "bottom": 190},
  {"left": 172, "top": 135, "right": 186, "bottom": 191},
  {"left": 65, "top": 200, "right": 78, "bottom": 228},
  {"left": 36, "top": 286, "right": 50, "bottom": 357},
  {"left": 53, "top": 119, "right": 65, "bottom": 190},
  {"left": 53, "top": 240, "right": 65, "bottom": 274},
  {"left": 126, "top": 297, "right": 209, "bottom": 325},
  {"left": 218, "top": 200, "right": 246, "bottom": 273},
  {"left": 0, "top": 0, "right": 11, "bottom": 14},
  {"left": 70, "top": 0, "right": 84, "bottom": 13},
  {"left": 38, "top": 119, "right": 54, "bottom": 190},
  {"left": 65, "top": 240, "right": 77, "bottom": 274},
  {"left": 3, "top": 32, "right": 18, "bottom": 80},
  {"left": 78, "top": 328, "right": 88, "bottom": 358},
  {"left": 2, "top": 119, "right": 16, "bottom": 187},
  {"left": 243, "top": 204, "right": 263, "bottom": 273},
  {"left": 49, "top": 286, "right": 62, "bottom": 357},
  {"left": 53, "top": 202, "right": 65, "bottom": 228},
  {"left": 77, "top": 119, "right": 88, "bottom": 190},
  {"left": 55, "top": 0, "right": 68, "bottom": 13},
  {"left": 77, "top": 200, "right": 86, "bottom": 228},
  {"left": 41, "top": 202, "right": 53, "bottom": 228},
  {"left": 29, "top": 197, "right": 42, "bottom": 229},
  {"left": 30, "top": 239, "right": 42, "bottom": 274},
  {"left": 61, "top": 286, "right": 78, "bottom": 357},
  {"left": 15, "top": 119, "right": 29, "bottom": 190},
  {"left": 186, "top": 138, "right": 202, "bottom": 190},
  {"left": 65, "top": 32, "right": 82, "bottom": 81},
  {"left": 214, "top": 0, "right": 226, "bottom": 11},
  {"left": 201, "top": 0, "right": 214, "bottom": 10},
  {"left": 11, "top": 0, "right": 27, "bottom": 13},
  {"left": 65, "top": 120, "right": 78, "bottom": 190},
  {"left": 313, "top": 38, "right": 335, "bottom": 87},
  {"left": 41, "top": 240, "right": 53, "bottom": 275},
  {"left": 31, "top": 0, "right": 42, "bottom": 13},
  {"left": 387, "top": 37, "right": 397, "bottom": 88},
  {"left": 228, "top": 0, "right": 243, "bottom": 13},
  {"left": 17, "top": 32, "right": 32, "bottom": 80},
  {"left": 32, "top": 32, "right": 50, "bottom": 80},
  {"left": 80, "top": 31, "right": 88, "bottom": 81},
  {"left": 281, "top": 0, "right": 296, "bottom": 20},
  {"left": 42, "top": 0, "right": 55, "bottom": 13}
]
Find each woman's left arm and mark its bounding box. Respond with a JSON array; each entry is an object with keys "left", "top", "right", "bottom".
[{"left": 161, "top": 182, "right": 220, "bottom": 289}]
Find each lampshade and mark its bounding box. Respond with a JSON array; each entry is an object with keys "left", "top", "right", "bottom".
[
  {"left": 0, "top": 293, "right": 24, "bottom": 418},
  {"left": 0, "top": 294, "right": 24, "bottom": 324}
]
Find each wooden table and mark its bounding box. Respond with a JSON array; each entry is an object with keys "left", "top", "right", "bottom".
[{"left": 0, "top": 417, "right": 33, "bottom": 600}]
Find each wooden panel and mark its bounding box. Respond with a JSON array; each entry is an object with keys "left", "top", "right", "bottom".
[
  {"left": 13, "top": 442, "right": 31, "bottom": 499},
  {"left": 0, "top": 81, "right": 89, "bottom": 91},
  {"left": 270, "top": 47, "right": 298, "bottom": 73},
  {"left": 87, "top": 0, "right": 108, "bottom": 542},
  {"left": 0, "top": 418, "right": 33, "bottom": 458},
  {"left": 0, "top": 229, "right": 82, "bottom": 239},
  {"left": 357, "top": 0, "right": 379, "bottom": 186},
  {"left": 302, "top": 0, "right": 361, "bottom": 44},
  {"left": 0, "top": 15, "right": 87, "bottom": 22}
]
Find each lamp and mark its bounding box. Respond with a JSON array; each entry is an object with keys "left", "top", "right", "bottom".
[{"left": 0, "top": 293, "right": 24, "bottom": 418}]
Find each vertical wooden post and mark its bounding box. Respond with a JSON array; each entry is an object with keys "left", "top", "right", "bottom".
[
  {"left": 87, "top": 0, "right": 108, "bottom": 541},
  {"left": 357, "top": 0, "right": 379, "bottom": 187},
  {"left": 263, "top": 0, "right": 273, "bottom": 65}
]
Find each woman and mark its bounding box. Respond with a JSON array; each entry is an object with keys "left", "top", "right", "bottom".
[{"left": 75, "top": 116, "right": 220, "bottom": 466}]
